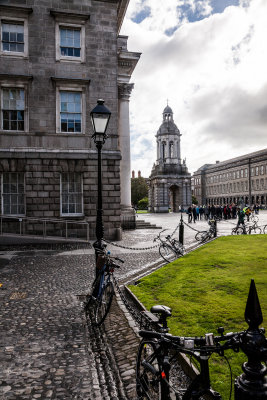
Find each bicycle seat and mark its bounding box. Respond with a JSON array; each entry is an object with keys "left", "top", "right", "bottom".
[{"left": 150, "top": 305, "right": 172, "bottom": 318}]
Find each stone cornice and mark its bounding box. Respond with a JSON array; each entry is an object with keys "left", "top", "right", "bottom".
[
  {"left": 0, "top": 73, "right": 33, "bottom": 82},
  {"left": 50, "top": 9, "right": 90, "bottom": 22},
  {"left": 51, "top": 77, "right": 90, "bottom": 85},
  {"left": 118, "top": 50, "right": 141, "bottom": 78},
  {"left": 0, "top": 5, "right": 33, "bottom": 15}
]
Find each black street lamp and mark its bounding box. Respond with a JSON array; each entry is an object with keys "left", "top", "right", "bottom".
[{"left": 90, "top": 99, "right": 111, "bottom": 264}]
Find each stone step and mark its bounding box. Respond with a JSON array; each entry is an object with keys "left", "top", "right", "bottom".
[{"left": 136, "top": 219, "right": 162, "bottom": 229}]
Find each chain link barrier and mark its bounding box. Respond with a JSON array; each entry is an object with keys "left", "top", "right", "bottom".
[
  {"left": 103, "top": 220, "right": 182, "bottom": 251},
  {"left": 104, "top": 238, "right": 159, "bottom": 251},
  {"left": 183, "top": 220, "right": 203, "bottom": 233}
]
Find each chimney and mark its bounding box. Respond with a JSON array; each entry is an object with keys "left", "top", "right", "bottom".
[
  {"left": 132, "top": 170, "right": 135, "bottom": 178},
  {"left": 138, "top": 170, "right": 141, "bottom": 178}
]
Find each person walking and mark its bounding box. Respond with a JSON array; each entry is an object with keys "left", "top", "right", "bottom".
[
  {"left": 237, "top": 207, "right": 246, "bottom": 233},
  {"left": 187, "top": 205, "right": 192, "bottom": 223},
  {"left": 196, "top": 205, "right": 200, "bottom": 220},
  {"left": 192, "top": 206, "right": 197, "bottom": 223}
]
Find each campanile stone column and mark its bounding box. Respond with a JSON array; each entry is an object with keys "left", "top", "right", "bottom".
[{"left": 118, "top": 82, "right": 134, "bottom": 211}]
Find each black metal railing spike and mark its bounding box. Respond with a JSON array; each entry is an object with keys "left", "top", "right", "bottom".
[
  {"left": 235, "top": 279, "right": 267, "bottom": 399},
  {"left": 245, "top": 278, "right": 263, "bottom": 329}
]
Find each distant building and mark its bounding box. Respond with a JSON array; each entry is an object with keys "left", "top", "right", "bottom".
[
  {"left": 193, "top": 149, "right": 267, "bottom": 206},
  {"left": 148, "top": 105, "right": 191, "bottom": 212},
  {"left": 0, "top": 0, "right": 140, "bottom": 240}
]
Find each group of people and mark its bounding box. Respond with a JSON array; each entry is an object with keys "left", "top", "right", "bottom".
[{"left": 186, "top": 204, "right": 260, "bottom": 224}]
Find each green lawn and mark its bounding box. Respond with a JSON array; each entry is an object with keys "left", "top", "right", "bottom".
[{"left": 128, "top": 235, "right": 267, "bottom": 399}]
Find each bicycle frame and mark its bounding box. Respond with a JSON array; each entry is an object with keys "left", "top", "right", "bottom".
[
  {"left": 137, "top": 337, "right": 222, "bottom": 400},
  {"left": 97, "top": 264, "right": 111, "bottom": 299}
]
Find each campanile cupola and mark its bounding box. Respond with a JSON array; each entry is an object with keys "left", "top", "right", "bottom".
[{"left": 156, "top": 104, "right": 182, "bottom": 165}]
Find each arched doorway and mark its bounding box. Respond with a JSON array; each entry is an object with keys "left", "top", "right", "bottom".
[{"left": 169, "top": 185, "right": 180, "bottom": 212}]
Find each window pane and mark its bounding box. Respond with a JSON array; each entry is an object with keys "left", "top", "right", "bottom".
[
  {"left": 61, "top": 173, "right": 82, "bottom": 214},
  {"left": 60, "top": 47, "right": 68, "bottom": 56},
  {"left": 75, "top": 122, "right": 81, "bottom": 132},
  {"left": 17, "top": 33, "right": 24, "bottom": 42},
  {"left": 74, "top": 30, "right": 80, "bottom": 46}
]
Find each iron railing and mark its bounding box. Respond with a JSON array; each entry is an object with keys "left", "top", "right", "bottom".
[{"left": 0, "top": 215, "right": 90, "bottom": 241}]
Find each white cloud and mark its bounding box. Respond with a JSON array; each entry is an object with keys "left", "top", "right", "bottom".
[{"left": 121, "top": 0, "right": 267, "bottom": 177}]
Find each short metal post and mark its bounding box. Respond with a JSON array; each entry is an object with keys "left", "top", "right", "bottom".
[
  {"left": 234, "top": 279, "right": 267, "bottom": 399},
  {"left": 179, "top": 213, "right": 184, "bottom": 245},
  {"left": 87, "top": 222, "right": 89, "bottom": 242},
  {"left": 66, "top": 221, "right": 68, "bottom": 239}
]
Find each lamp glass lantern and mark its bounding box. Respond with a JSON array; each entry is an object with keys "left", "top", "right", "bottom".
[{"left": 90, "top": 99, "right": 111, "bottom": 144}]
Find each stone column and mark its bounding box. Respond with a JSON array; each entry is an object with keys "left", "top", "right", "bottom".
[{"left": 118, "top": 82, "right": 134, "bottom": 213}]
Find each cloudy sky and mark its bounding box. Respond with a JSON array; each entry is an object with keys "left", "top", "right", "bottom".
[{"left": 120, "top": 0, "right": 267, "bottom": 177}]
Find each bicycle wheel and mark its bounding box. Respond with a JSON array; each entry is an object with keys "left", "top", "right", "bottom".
[
  {"left": 159, "top": 244, "right": 177, "bottom": 263},
  {"left": 232, "top": 227, "right": 243, "bottom": 235},
  {"left": 251, "top": 227, "right": 261, "bottom": 234},
  {"left": 264, "top": 225, "right": 267, "bottom": 234},
  {"left": 200, "top": 231, "right": 209, "bottom": 242},
  {"left": 195, "top": 231, "right": 204, "bottom": 241},
  {"left": 84, "top": 277, "right": 99, "bottom": 317},
  {"left": 136, "top": 340, "right": 163, "bottom": 400},
  {"left": 251, "top": 215, "right": 259, "bottom": 223},
  {"left": 94, "top": 280, "right": 114, "bottom": 326}
]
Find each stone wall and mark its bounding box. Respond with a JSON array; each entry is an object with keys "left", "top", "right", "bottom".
[
  {"left": 0, "top": 0, "right": 125, "bottom": 240},
  {"left": 0, "top": 152, "right": 121, "bottom": 239}
]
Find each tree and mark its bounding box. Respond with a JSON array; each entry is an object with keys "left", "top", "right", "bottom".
[
  {"left": 192, "top": 195, "right": 198, "bottom": 205},
  {"left": 131, "top": 177, "right": 148, "bottom": 207},
  {"left": 138, "top": 197, "right": 148, "bottom": 210}
]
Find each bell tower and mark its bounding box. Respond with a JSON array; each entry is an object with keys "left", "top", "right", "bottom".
[
  {"left": 156, "top": 105, "right": 182, "bottom": 166},
  {"left": 148, "top": 104, "right": 191, "bottom": 213}
]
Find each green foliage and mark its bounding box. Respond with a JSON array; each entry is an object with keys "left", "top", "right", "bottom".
[
  {"left": 129, "top": 236, "right": 267, "bottom": 399},
  {"left": 131, "top": 177, "right": 148, "bottom": 207},
  {"left": 138, "top": 197, "right": 148, "bottom": 210},
  {"left": 192, "top": 194, "right": 198, "bottom": 204}
]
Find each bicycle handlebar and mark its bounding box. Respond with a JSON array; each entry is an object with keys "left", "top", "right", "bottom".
[{"left": 138, "top": 329, "right": 244, "bottom": 355}]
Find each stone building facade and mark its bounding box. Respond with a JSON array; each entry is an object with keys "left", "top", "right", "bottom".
[
  {"left": 0, "top": 0, "right": 140, "bottom": 240},
  {"left": 148, "top": 105, "right": 191, "bottom": 212},
  {"left": 193, "top": 148, "right": 267, "bottom": 207}
]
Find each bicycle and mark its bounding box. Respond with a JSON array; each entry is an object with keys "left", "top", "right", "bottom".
[
  {"left": 136, "top": 305, "right": 245, "bottom": 400},
  {"left": 154, "top": 230, "right": 184, "bottom": 263},
  {"left": 232, "top": 221, "right": 261, "bottom": 235},
  {"left": 84, "top": 246, "right": 124, "bottom": 326},
  {"left": 195, "top": 220, "right": 216, "bottom": 243}
]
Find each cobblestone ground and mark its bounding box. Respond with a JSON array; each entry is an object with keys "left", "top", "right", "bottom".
[{"left": 1, "top": 211, "right": 267, "bottom": 399}]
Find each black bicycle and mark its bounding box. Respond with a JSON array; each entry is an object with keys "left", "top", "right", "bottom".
[
  {"left": 195, "top": 220, "right": 216, "bottom": 243},
  {"left": 232, "top": 221, "right": 261, "bottom": 235},
  {"left": 136, "top": 305, "right": 245, "bottom": 400},
  {"left": 154, "top": 230, "right": 184, "bottom": 263},
  {"left": 84, "top": 246, "right": 124, "bottom": 326}
]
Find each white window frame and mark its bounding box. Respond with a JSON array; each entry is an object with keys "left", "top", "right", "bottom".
[
  {"left": 56, "top": 84, "right": 86, "bottom": 134},
  {"left": 0, "top": 82, "right": 29, "bottom": 132},
  {"left": 1, "top": 172, "right": 25, "bottom": 216},
  {"left": 0, "top": 16, "right": 29, "bottom": 58},
  {"left": 56, "top": 22, "right": 85, "bottom": 62},
  {"left": 60, "top": 172, "right": 83, "bottom": 217}
]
